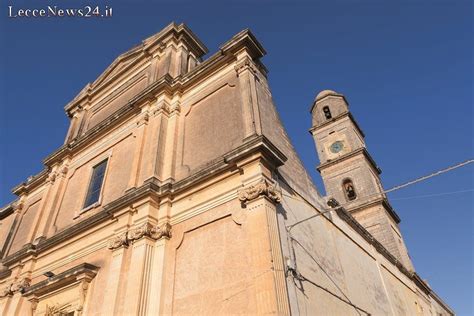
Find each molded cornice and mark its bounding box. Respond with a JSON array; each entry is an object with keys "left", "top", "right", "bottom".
[
  {"left": 309, "top": 111, "right": 365, "bottom": 138},
  {"left": 22, "top": 263, "right": 99, "bottom": 297},
  {"left": 347, "top": 196, "right": 401, "bottom": 224},
  {"left": 7, "top": 29, "right": 270, "bottom": 196},
  {"left": 12, "top": 169, "right": 48, "bottom": 196},
  {"left": 2, "top": 135, "right": 286, "bottom": 267},
  {"left": 317, "top": 147, "right": 382, "bottom": 175},
  {"left": 64, "top": 22, "right": 209, "bottom": 115}
]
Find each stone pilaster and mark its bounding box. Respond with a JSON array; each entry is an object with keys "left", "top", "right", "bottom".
[
  {"left": 159, "top": 95, "right": 181, "bottom": 182},
  {"left": 235, "top": 53, "right": 261, "bottom": 139},
  {"left": 0, "top": 278, "right": 31, "bottom": 315},
  {"left": 238, "top": 180, "right": 290, "bottom": 315},
  {"left": 126, "top": 109, "right": 151, "bottom": 190},
  {"left": 102, "top": 232, "right": 128, "bottom": 316},
  {"left": 114, "top": 222, "right": 171, "bottom": 316}
]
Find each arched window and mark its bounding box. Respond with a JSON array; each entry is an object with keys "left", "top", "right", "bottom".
[
  {"left": 323, "top": 106, "right": 332, "bottom": 119},
  {"left": 342, "top": 179, "right": 357, "bottom": 201}
]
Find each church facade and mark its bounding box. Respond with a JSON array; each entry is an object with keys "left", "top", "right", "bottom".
[{"left": 0, "top": 23, "right": 453, "bottom": 315}]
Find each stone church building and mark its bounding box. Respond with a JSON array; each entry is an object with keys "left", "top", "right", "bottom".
[{"left": 0, "top": 23, "right": 453, "bottom": 315}]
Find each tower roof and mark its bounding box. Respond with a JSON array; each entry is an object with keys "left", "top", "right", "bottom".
[{"left": 314, "top": 89, "right": 343, "bottom": 102}]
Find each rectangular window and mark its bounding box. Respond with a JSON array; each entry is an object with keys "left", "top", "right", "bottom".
[{"left": 83, "top": 159, "right": 107, "bottom": 209}]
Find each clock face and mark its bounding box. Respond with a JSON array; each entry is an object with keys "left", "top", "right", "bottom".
[{"left": 330, "top": 141, "right": 344, "bottom": 153}]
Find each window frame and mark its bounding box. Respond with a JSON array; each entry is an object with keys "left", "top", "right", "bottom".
[
  {"left": 323, "top": 105, "right": 332, "bottom": 120},
  {"left": 342, "top": 178, "right": 357, "bottom": 201},
  {"left": 78, "top": 157, "right": 110, "bottom": 216}
]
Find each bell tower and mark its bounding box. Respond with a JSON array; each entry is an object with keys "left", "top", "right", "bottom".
[{"left": 310, "top": 89, "right": 413, "bottom": 271}]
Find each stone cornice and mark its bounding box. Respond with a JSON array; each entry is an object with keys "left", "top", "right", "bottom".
[
  {"left": 11, "top": 169, "right": 49, "bottom": 196},
  {"left": 64, "top": 26, "right": 261, "bottom": 116},
  {"left": 347, "top": 196, "right": 401, "bottom": 224},
  {"left": 0, "top": 203, "right": 14, "bottom": 220},
  {"left": 64, "top": 22, "right": 209, "bottom": 114},
  {"left": 2, "top": 136, "right": 286, "bottom": 267},
  {"left": 12, "top": 29, "right": 270, "bottom": 193},
  {"left": 219, "top": 28, "right": 266, "bottom": 59},
  {"left": 428, "top": 287, "right": 455, "bottom": 315},
  {"left": 317, "top": 147, "right": 382, "bottom": 175},
  {"left": 0, "top": 268, "right": 12, "bottom": 280},
  {"left": 22, "top": 263, "right": 99, "bottom": 297},
  {"left": 309, "top": 112, "right": 365, "bottom": 138}
]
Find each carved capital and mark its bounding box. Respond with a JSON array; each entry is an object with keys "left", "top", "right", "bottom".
[
  {"left": 13, "top": 200, "right": 24, "bottom": 213},
  {"left": 127, "top": 222, "right": 172, "bottom": 243},
  {"left": 137, "top": 112, "right": 150, "bottom": 126},
  {"left": 127, "top": 222, "right": 153, "bottom": 241},
  {"left": 47, "top": 171, "right": 57, "bottom": 184},
  {"left": 60, "top": 165, "right": 69, "bottom": 175},
  {"left": 238, "top": 179, "right": 281, "bottom": 204},
  {"left": 170, "top": 101, "right": 181, "bottom": 114},
  {"left": 153, "top": 101, "right": 171, "bottom": 116},
  {"left": 107, "top": 232, "right": 129, "bottom": 250},
  {"left": 150, "top": 222, "right": 172, "bottom": 240},
  {"left": 0, "top": 284, "right": 13, "bottom": 298},
  {"left": 10, "top": 278, "right": 30, "bottom": 294}
]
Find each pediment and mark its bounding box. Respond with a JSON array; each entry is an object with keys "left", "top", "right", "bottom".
[{"left": 92, "top": 46, "right": 143, "bottom": 88}]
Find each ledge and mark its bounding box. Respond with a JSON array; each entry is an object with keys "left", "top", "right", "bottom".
[
  {"left": 0, "top": 203, "right": 14, "bottom": 220},
  {"left": 12, "top": 28, "right": 270, "bottom": 195},
  {"left": 317, "top": 147, "right": 381, "bottom": 175},
  {"left": 347, "top": 197, "right": 401, "bottom": 224},
  {"left": 0, "top": 268, "right": 12, "bottom": 280},
  {"left": 2, "top": 136, "right": 286, "bottom": 267},
  {"left": 22, "top": 263, "right": 99, "bottom": 297},
  {"left": 12, "top": 169, "right": 49, "bottom": 196},
  {"left": 309, "top": 112, "right": 365, "bottom": 138}
]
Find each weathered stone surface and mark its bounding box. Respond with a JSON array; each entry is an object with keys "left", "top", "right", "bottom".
[{"left": 0, "top": 23, "right": 452, "bottom": 316}]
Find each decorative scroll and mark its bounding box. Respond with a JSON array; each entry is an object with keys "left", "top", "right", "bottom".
[
  {"left": 10, "top": 278, "right": 30, "bottom": 293},
  {"left": 0, "top": 278, "right": 31, "bottom": 297},
  {"left": 238, "top": 179, "right": 281, "bottom": 204},
  {"left": 127, "top": 222, "right": 154, "bottom": 241},
  {"left": 107, "top": 232, "right": 129, "bottom": 250},
  {"left": 0, "top": 284, "right": 12, "bottom": 298},
  {"left": 150, "top": 222, "right": 172, "bottom": 240},
  {"left": 107, "top": 222, "right": 172, "bottom": 250}
]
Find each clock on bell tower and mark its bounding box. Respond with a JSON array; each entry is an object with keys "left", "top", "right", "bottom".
[{"left": 310, "top": 89, "right": 414, "bottom": 271}]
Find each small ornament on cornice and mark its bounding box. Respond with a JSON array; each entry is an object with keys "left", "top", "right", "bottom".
[
  {"left": 153, "top": 101, "right": 171, "bottom": 116},
  {"left": 13, "top": 201, "right": 24, "bottom": 213},
  {"left": 150, "top": 222, "right": 172, "bottom": 240},
  {"left": 47, "top": 171, "right": 57, "bottom": 184},
  {"left": 170, "top": 102, "right": 181, "bottom": 114},
  {"left": 238, "top": 179, "right": 281, "bottom": 204},
  {"left": 0, "top": 284, "right": 13, "bottom": 298},
  {"left": 107, "top": 232, "right": 129, "bottom": 250},
  {"left": 60, "top": 165, "right": 69, "bottom": 175},
  {"left": 137, "top": 112, "right": 150, "bottom": 126},
  {"left": 127, "top": 222, "right": 153, "bottom": 241},
  {"left": 126, "top": 222, "right": 172, "bottom": 244},
  {"left": 10, "top": 278, "right": 30, "bottom": 294}
]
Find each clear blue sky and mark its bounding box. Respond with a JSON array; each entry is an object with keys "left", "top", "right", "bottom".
[{"left": 1, "top": 0, "right": 472, "bottom": 314}]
